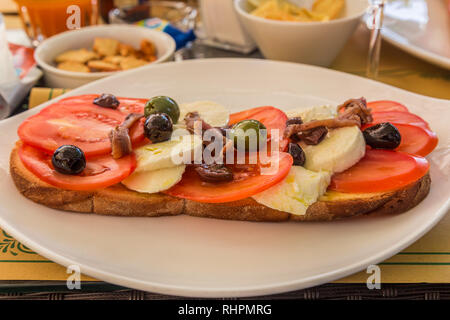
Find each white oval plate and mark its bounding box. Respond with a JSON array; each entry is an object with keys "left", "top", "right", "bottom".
[
  {"left": 380, "top": 0, "right": 450, "bottom": 70},
  {"left": 0, "top": 59, "right": 449, "bottom": 297}
]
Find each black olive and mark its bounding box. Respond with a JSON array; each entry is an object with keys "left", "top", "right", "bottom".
[
  {"left": 286, "top": 117, "right": 303, "bottom": 126},
  {"left": 144, "top": 113, "right": 173, "bottom": 143},
  {"left": 144, "top": 96, "right": 180, "bottom": 124},
  {"left": 363, "top": 122, "right": 401, "bottom": 149},
  {"left": 195, "top": 164, "right": 234, "bottom": 183},
  {"left": 288, "top": 143, "right": 306, "bottom": 166},
  {"left": 93, "top": 94, "right": 120, "bottom": 109},
  {"left": 52, "top": 145, "right": 86, "bottom": 175}
]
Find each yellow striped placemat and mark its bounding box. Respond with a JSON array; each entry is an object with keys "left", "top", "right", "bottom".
[{"left": 28, "top": 88, "right": 69, "bottom": 108}]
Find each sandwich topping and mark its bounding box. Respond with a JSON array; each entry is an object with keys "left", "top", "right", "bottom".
[
  {"left": 287, "top": 143, "right": 306, "bottom": 166},
  {"left": 362, "top": 122, "right": 401, "bottom": 150},
  {"left": 284, "top": 97, "right": 373, "bottom": 144},
  {"left": 143, "top": 113, "right": 173, "bottom": 143},
  {"left": 184, "top": 111, "right": 233, "bottom": 156},
  {"left": 14, "top": 94, "right": 437, "bottom": 216},
  {"left": 52, "top": 145, "right": 86, "bottom": 175},
  {"left": 194, "top": 164, "right": 234, "bottom": 183},
  {"left": 110, "top": 113, "right": 144, "bottom": 159},
  {"left": 93, "top": 93, "right": 120, "bottom": 109},
  {"left": 337, "top": 97, "right": 373, "bottom": 126}
]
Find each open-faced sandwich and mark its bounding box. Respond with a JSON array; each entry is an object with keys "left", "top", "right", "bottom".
[{"left": 10, "top": 94, "right": 438, "bottom": 221}]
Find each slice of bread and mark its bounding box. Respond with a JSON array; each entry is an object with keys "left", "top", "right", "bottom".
[{"left": 10, "top": 145, "right": 431, "bottom": 222}]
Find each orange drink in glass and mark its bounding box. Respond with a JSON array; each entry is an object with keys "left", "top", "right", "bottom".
[{"left": 14, "top": 0, "right": 98, "bottom": 45}]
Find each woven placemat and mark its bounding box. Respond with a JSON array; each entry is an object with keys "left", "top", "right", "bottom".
[{"left": 0, "top": 283, "right": 449, "bottom": 300}]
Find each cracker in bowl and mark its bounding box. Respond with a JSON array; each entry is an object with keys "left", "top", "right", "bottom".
[
  {"left": 55, "top": 48, "right": 98, "bottom": 64},
  {"left": 54, "top": 37, "right": 158, "bottom": 73},
  {"left": 87, "top": 60, "right": 121, "bottom": 72},
  {"left": 120, "top": 57, "right": 149, "bottom": 70},
  {"left": 57, "top": 61, "right": 90, "bottom": 73},
  {"left": 93, "top": 38, "right": 120, "bottom": 57}
]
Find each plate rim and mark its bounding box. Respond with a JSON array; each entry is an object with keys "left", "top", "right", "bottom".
[
  {"left": 382, "top": 30, "right": 450, "bottom": 70},
  {"left": 380, "top": 0, "right": 450, "bottom": 70},
  {"left": 0, "top": 58, "right": 449, "bottom": 297}
]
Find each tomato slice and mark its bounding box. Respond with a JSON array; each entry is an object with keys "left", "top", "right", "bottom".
[
  {"left": 393, "top": 124, "right": 438, "bottom": 157},
  {"left": 18, "top": 96, "right": 146, "bottom": 157},
  {"left": 367, "top": 101, "right": 409, "bottom": 113},
  {"left": 164, "top": 152, "right": 293, "bottom": 203},
  {"left": 363, "top": 123, "right": 438, "bottom": 157},
  {"left": 367, "top": 111, "right": 430, "bottom": 129},
  {"left": 116, "top": 97, "right": 146, "bottom": 114},
  {"left": 18, "top": 143, "right": 136, "bottom": 191},
  {"left": 329, "top": 149, "right": 429, "bottom": 193},
  {"left": 57, "top": 94, "right": 146, "bottom": 115},
  {"left": 229, "top": 106, "right": 289, "bottom": 151}
]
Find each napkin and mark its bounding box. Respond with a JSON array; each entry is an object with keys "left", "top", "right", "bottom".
[
  {"left": 0, "top": 13, "right": 42, "bottom": 120},
  {"left": 0, "top": 13, "right": 20, "bottom": 119}
]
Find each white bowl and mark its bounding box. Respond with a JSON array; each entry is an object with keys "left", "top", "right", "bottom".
[
  {"left": 234, "top": 0, "right": 369, "bottom": 66},
  {"left": 34, "top": 25, "right": 176, "bottom": 89}
]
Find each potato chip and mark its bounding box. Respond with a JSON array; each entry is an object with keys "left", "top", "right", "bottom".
[
  {"left": 250, "top": 0, "right": 343, "bottom": 22},
  {"left": 312, "top": 0, "right": 345, "bottom": 20}
]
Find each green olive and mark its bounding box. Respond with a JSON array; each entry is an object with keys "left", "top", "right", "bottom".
[
  {"left": 144, "top": 96, "right": 180, "bottom": 124},
  {"left": 230, "top": 119, "right": 267, "bottom": 152}
]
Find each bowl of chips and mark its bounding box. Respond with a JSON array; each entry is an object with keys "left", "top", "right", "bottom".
[
  {"left": 234, "top": 0, "right": 368, "bottom": 66},
  {"left": 34, "top": 25, "right": 176, "bottom": 88}
]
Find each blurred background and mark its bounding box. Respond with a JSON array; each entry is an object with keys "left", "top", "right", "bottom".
[{"left": 0, "top": 0, "right": 449, "bottom": 123}]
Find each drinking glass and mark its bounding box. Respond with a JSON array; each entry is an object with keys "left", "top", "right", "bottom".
[
  {"left": 14, "top": 0, "right": 99, "bottom": 46},
  {"left": 366, "top": 0, "right": 385, "bottom": 78}
]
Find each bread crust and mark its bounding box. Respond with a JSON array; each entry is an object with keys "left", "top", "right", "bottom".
[
  {"left": 10, "top": 145, "right": 184, "bottom": 217},
  {"left": 10, "top": 145, "right": 431, "bottom": 222}
]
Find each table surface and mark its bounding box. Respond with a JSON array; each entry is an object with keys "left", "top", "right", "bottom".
[{"left": 1, "top": 6, "right": 449, "bottom": 299}]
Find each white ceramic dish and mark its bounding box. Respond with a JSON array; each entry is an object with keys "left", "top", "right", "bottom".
[
  {"left": 34, "top": 25, "right": 176, "bottom": 89},
  {"left": 234, "top": 0, "right": 368, "bottom": 66},
  {"left": 380, "top": 0, "right": 450, "bottom": 70},
  {"left": 0, "top": 59, "right": 449, "bottom": 297}
]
